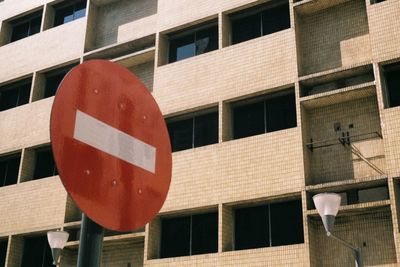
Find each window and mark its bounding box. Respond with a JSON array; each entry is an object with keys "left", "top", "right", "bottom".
[
  {"left": 232, "top": 90, "right": 296, "bottom": 140},
  {"left": 167, "top": 110, "right": 218, "bottom": 152},
  {"left": 168, "top": 22, "right": 218, "bottom": 63},
  {"left": 21, "top": 236, "right": 52, "bottom": 267},
  {"left": 327, "top": 186, "right": 389, "bottom": 206},
  {"left": 234, "top": 200, "right": 303, "bottom": 250},
  {"left": 382, "top": 62, "right": 400, "bottom": 108},
  {"left": 44, "top": 65, "right": 73, "bottom": 98},
  {"left": 33, "top": 147, "right": 58, "bottom": 180},
  {"left": 0, "top": 239, "right": 7, "bottom": 267},
  {"left": 0, "top": 153, "right": 21, "bottom": 187},
  {"left": 10, "top": 11, "right": 42, "bottom": 42},
  {"left": 230, "top": 1, "right": 290, "bottom": 45},
  {"left": 53, "top": 0, "right": 87, "bottom": 27},
  {"left": 0, "top": 79, "right": 31, "bottom": 112},
  {"left": 160, "top": 212, "right": 218, "bottom": 258},
  {"left": 370, "top": 0, "right": 386, "bottom": 4}
]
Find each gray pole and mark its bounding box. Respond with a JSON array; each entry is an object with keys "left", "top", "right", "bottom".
[{"left": 77, "top": 214, "right": 104, "bottom": 267}]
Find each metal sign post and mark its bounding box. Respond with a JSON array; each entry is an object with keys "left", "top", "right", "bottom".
[{"left": 77, "top": 215, "right": 104, "bottom": 267}]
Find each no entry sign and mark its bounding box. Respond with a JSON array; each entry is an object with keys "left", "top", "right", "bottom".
[{"left": 50, "top": 60, "right": 172, "bottom": 231}]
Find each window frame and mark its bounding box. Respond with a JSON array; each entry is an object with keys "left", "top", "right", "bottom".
[
  {"left": 9, "top": 10, "right": 43, "bottom": 43},
  {"left": 0, "top": 152, "right": 21, "bottom": 187},
  {"left": 53, "top": 0, "right": 87, "bottom": 27},
  {"left": 0, "top": 78, "right": 32, "bottom": 112},
  {"left": 167, "top": 20, "right": 219, "bottom": 63},
  {"left": 381, "top": 61, "right": 400, "bottom": 109}
]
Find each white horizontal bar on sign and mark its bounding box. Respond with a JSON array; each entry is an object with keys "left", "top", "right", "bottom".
[{"left": 73, "top": 109, "right": 156, "bottom": 174}]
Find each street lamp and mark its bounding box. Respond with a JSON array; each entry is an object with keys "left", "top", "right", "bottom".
[
  {"left": 47, "top": 230, "right": 69, "bottom": 266},
  {"left": 312, "top": 193, "right": 363, "bottom": 267}
]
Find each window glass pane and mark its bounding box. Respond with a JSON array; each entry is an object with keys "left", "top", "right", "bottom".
[
  {"left": 169, "top": 34, "right": 195, "bottom": 63},
  {"left": 17, "top": 83, "right": 31, "bottom": 106},
  {"left": 231, "top": 13, "right": 261, "bottom": 45},
  {"left": 358, "top": 186, "right": 389, "bottom": 203},
  {"left": 191, "top": 212, "right": 218, "bottom": 255},
  {"left": 0, "top": 240, "right": 7, "bottom": 267},
  {"left": 385, "top": 65, "right": 400, "bottom": 108},
  {"left": 194, "top": 112, "right": 218, "bottom": 148},
  {"left": 167, "top": 118, "right": 193, "bottom": 152},
  {"left": 21, "top": 236, "right": 52, "bottom": 267},
  {"left": 233, "top": 101, "right": 265, "bottom": 139},
  {"left": 33, "top": 148, "right": 58, "bottom": 180},
  {"left": 74, "top": 1, "right": 87, "bottom": 20},
  {"left": 265, "top": 92, "right": 296, "bottom": 133},
  {"left": 160, "top": 216, "right": 191, "bottom": 258},
  {"left": 261, "top": 3, "right": 290, "bottom": 36},
  {"left": 54, "top": 6, "right": 74, "bottom": 26},
  {"left": 11, "top": 22, "right": 29, "bottom": 42},
  {"left": 0, "top": 88, "right": 19, "bottom": 111},
  {"left": 270, "top": 200, "right": 304, "bottom": 246},
  {"left": 29, "top": 16, "right": 42, "bottom": 36},
  {"left": 0, "top": 161, "right": 6, "bottom": 187},
  {"left": 195, "top": 26, "right": 218, "bottom": 55},
  {"left": 235, "top": 205, "right": 269, "bottom": 250},
  {"left": 4, "top": 156, "right": 20, "bottom": 186},
  {"left": 45, "top": 71, "right": 68, "bottom": 98}
]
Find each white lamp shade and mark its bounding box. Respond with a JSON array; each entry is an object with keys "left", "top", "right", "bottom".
[
  {"left": 313, "top": 193, "right": 341, "bottom": 217},
  {"left": 47, "top": 230, "right": 69, "bottom": 249}
]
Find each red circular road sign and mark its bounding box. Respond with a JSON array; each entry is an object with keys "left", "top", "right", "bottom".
[{"left": 50, "top": 60, "right": 172, "bottom": 231}]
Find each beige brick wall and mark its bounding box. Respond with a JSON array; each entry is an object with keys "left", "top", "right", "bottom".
[
  {"left": 0, "top": 177, "right": 67, "bottom": 235},
  {"left": 382, "top": 107, "right": 400, "bottom": 176},
  {"left": 0, "top": 19, "right": 86, "bottom": 82},
  {"left": 154, "top": 30, "right": 297, "bottom": 115},
  {"left": 296, "top": 0, "right": 371, "bottom": 76}
]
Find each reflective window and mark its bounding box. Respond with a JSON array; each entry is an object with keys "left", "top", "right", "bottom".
[
  {"left": 233, "top": 89, "right": 296, "bottom": 140},
  {"left": 167, "top": 110, "right": 218, "bottom": 152},
  {"left": 33, "top": 147, "right": 58, "bottom": 180},
  {"left": 10, "top": 11, "right": 42, "bottom": 42},
  {"left": 54, "top": 0, "right": 87, "bottom": 27},
  {"left": 0, "top": 153, "right": 21, "bottom": 187},
  {"left": 230, "top": 1, "right": 290, "bottom": 45},
  {"left": 0, "top": 79, "right": 31, "bottom": 111},
  {"left": 234, "top": 200, "right": 303, "bottom": 250},
  {"left": 160, "top": 212, "right": 218, "bottom": 258},
  {"left": 168, "top": 22, "right": 218, "bottom": 63}
]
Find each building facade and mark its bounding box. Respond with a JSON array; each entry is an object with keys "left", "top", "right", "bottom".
[{"left": 0, "top": 0, "right": 400, "bottom": 266}]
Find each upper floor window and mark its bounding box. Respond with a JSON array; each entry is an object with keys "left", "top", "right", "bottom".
[
  {"left": 0, "top": 239, "right": 7, "bottom": 267},
  {"left": 0, "top": 153, "right": 21, "bottom": 187},
  {"left": 382, "top": 62, "right": 400, "bottom": 108},
  {"left": 10, "top": 11, "right": 42, "bottom": 43},
  {"left": 168, "top": 21, "right": 218, "bottom": 63},
  {"left": 167, "top": 109, "right": 218, "bottom": 152},
  {"left": 44, "top": 65, "right": 74, "bottom": 98},
  {"left": 234, "top": 199, "right": 303, "bottom": 250},
  {"left": 53, "top": 0, "right": 87, "bottom": 27},
  {"left": 33, "top": 147, "right": 58, "bottom": 180},
  {"left": 160, "top": 212, "right": 218, "bottom": 258},
  {"left": 0, "top": 79, "right": 31, "bottom": 112},
  {"left": 230, "top": 1, "right": 290, "bottom": 45},
  {"left": 232, "top": 89, "right": 296, "bottom": 140}
]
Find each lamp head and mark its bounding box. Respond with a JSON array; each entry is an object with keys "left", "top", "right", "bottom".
[
  {"left": 47, "top": 230, "right": 69, "bottom": 265},
  {"left": 312, "top": 193, "right": 341, "bottom": 234}
]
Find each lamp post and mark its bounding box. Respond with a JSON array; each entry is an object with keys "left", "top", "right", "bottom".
[
  {"left": 312, "top": 193, "right": 363, "bottom": 267},
  {"left": 47, "top": 230, "right": 69, "bottom": 266}
]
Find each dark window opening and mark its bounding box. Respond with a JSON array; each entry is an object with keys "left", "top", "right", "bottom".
[
  {"left": 234, "top": 200, "right": 303, "bottom": 250},
  {"left": 167, "top": 110, "right": 218, "bottom": 152},
  {"left": 160, "top": 212, "right": 218, "bottom": 258},
  {"left": 33, "top": 147, "right": 58, "bottom": 180},
  {"left": 371, "top": 0, "right": 386, "bottom": 4},
  {"left": 0, "top": 80, "right": 31, "bottom": 112},
  {"left": 10, "top": 11, "right": 42, "bottom": 42},
  {"left": 54, "top": 0, "right": 87, "bottom": 27},
  {"left": 320, "top": 186, "right": 390, "bottom": 207},
  {"left": 233, "top": 90, "right": 296, "bottom": 140},
  {"left": 44, "top": 66, "right": 73, "bottom": 98},
  {"left": 0, "top": 153, "right": 21, "bottom": 187},
  {"left": 21, "top": 236, "right": 52, "bottom": 267},
  {"left": 383, "top": 62, "right": 400, "bottom": 108},
  {"left": 230, "top": 1, "right": 290, "bottom": 45},
  {"left": 0, "top": 240, "right": 7, "bottom": 267},
  {"left": 168, "top": 22, "right": 218, "bottom": 63}
]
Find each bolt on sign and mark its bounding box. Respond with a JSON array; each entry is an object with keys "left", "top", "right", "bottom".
[{"left": 50, "top": 60, "right": 172, "bottom": 231}]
